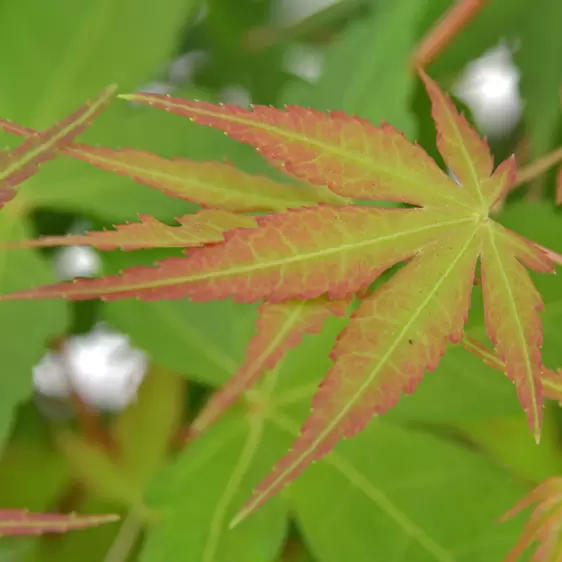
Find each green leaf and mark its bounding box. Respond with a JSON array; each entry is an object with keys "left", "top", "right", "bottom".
[
  {"left": 282, "top": 416, "right": 525, "bottom": 562},
  {"left": 111, "top": 365, "right": 185, "bottom": 490},
  {"left": 140, "top": 377, "right": 289, "bottom": 562},
  {"left": 0, "top": 0, "right": 200, "bottom": 127},
  {"left": 0, "top": 204, "right": 69, "bottom": 454},
  {"left": 515, "top": 0, "right": 562, "bottom": 158},
  {"left": 282, "top": 0, "right": 425, "bottom": 138}
]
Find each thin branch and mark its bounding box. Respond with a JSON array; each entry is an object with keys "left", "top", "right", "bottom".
[{"left": 412, "top": 0, "right": 489, "bottom": 70}]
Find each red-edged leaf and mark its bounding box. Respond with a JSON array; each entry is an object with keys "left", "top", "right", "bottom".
[
  {"left": 0, "top": 85, "right": 117, "bottom": 206},
  {"left": 119, "top": 93, "right": 473, "bottom": 209},
  {"left": 190, "top": 297, "right": 349, "bottom": 438},
  {"left": 56, "top": 146, "right": 347, "bottom": 212},
  {"left": 0, "top": 510, "right": 119, "bottom": 536},
  {"left": 0, "top": 118, "right": 342, "bottom": 212},
  {"left": 501, "top": 477, "right": 562, "bottom": 562},
  {"left": 2, "top": 210, "right": 256, "bottom": 251},
  {"left": 232, "top": 225, "right": 481, "bottom": 526},
  {"left": 420, "top": 71, "right": 494, "bottom": 209},
  {"left": 0, "top": 206, "right": 471, "bottom": 303},
  {"left": 462, "top": 336, "right": 562, "bottom": 404},
  {"left": 480, "top": 224, "right": 554, "bottom": 442}
]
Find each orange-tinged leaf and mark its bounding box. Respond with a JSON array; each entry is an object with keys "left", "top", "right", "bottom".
[
  {"left": 480, "top": 223, "right": 549, "bottom": 443},
  {"left": 58, "top": 146, "right": 347, "bottom": 212},
  {"left": 501, "top": 477, "right": 562, "bottom": 562},
  {"left": 232, "top": 225, "right": 481, "bottom": 526},
  {"left": 2, "top": 210, "right": 256, "bottom": 251},
  {"left": 0, "top": 85, "right": 117, "bottom": 206},
  {"left": 0, "top": 206, "right": 472, "bottom": 303},
  {"left": 0, "top": 117, "right": 346, "bottom": 212},
  {"left": 190, "top": 297, "right": 349, "bottom": 438},
  {"left": 462, "top": 336, "right": 562, "bottom": 404},
  {"left": 0, "top": 509, "right": 119, "bottom": 535},
  {"left": 119, "top": 93, "right": 474, "bottom": 209},
  {"left": 420, "top": 71, "right": 493, "bottom": 209}
]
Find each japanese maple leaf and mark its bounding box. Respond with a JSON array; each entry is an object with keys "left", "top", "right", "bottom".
[
  {"left": 0, "top": 72, "right": 558, "bottom": 524},
  {"left": 501, "top": 477, "right": 562, "bottom": 561}
]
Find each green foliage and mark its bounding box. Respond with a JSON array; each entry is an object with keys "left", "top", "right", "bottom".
[{"left": 0, "top": 1, "right": 561, "bottom": 561}]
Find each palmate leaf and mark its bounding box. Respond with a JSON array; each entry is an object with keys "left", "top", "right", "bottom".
[
  {"left": 0, "top": 120, "right": 346, "bottom": 213},
  {"left": 0, "top": 85, "right": 116, "bottom": 206},
  {"left": 0, "top": 73, "right": 559, "bottom": 526},
  {"left": 0, "top": 509, "right": 118, "bottom": 535}
]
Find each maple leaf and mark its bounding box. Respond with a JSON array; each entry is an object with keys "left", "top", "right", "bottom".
[
  {"left": 0, "top": 73, "right": 559, "bottom": 526},
  {"left": 0, "top": 509, "right": 118, "bottom": 535},
  {"left": 0, "top": 85, "right": 116, "bottom": 207},
  {"left": 189, "top": 297, "right": 349, "bottom": 439},
  {"left": 2, "top": 210, "right": 256, "bottom": 251},
  {"left": 501, "top": 477, "right": 562, "bottom": 562},
  {"left": 0, "top": 120, "right": 346, "bottom": 213}
]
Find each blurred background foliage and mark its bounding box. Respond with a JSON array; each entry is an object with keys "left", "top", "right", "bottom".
[{"left": 0, "top": 0, "right": 560, "bottom": 560}]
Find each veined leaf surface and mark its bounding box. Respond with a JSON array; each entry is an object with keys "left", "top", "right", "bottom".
[
  {"left": 0, "top": 119, "right": 346, "bottom": 212},
  {"left": 233, "top": 224, "right": 482, "bottom": 524},
  {"left": 120, "top": 93, "right": 474, "bottom": 209},
  {"left": 0, "top": 206, "right": 470, "bottom": 302}
]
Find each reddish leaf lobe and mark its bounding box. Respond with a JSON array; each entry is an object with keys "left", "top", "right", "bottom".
[
  {"left": 121, "top": 92, "right": 474, "bottom": 209},
  {"left": 3, "top": 210, "right": 256, "bottom": 251}
]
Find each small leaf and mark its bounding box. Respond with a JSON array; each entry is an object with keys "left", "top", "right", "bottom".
[
  {"left": 119, "top": 93, "right": 473, "bottom": 209},
  {"left": 420, "top": 71, "right": 493, "bottom": 208},
  {"left": 3, "top": 210, "right": 256, "bottom": 251},
  {"left": 0, "top": 85, "right": 116, "bottom": 205},
  {"left": 0, "top": 509, "right": 118, "bottom": 535},
  {"left": 0, "top": 206, "right": 470, "bottom": 303},
  {"left": 190, "top": 298, "right": 349, "bottom": 438}
]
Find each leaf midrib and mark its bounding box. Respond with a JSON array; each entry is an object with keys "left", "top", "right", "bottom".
[{"left": 62, "top": 214, "right": 474, "bottom": 297}]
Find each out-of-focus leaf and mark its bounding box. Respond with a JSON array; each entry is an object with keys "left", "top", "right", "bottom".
[
  {"left": 53, "top": 429, "right": 140, "bottom": 508},
  {"left": 140, "top": 377, "right": 289, "bottom": 562},
  {"left": 282, "top": 0, "right": 426, "bottom": 138},
  {"left": 0, "top": 510, "right": 118, "bottom": 536},
  {"left": 0, "top": 0, "right": 199, "bottom": 127},
  {"left": 0, "top": 85, "right": 116, "bottom": 206},
  {"left": 0, "top": 205, "right": 69, "bottom": 454},
  {"left": 515, "top": 0, "right": 562, "bottom": 159},
  {"left": 111, "top": 366, "right": 185, "bottom": 491}
]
